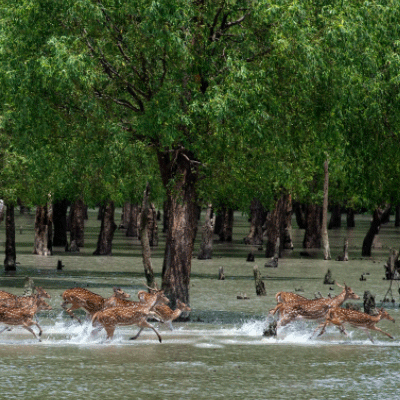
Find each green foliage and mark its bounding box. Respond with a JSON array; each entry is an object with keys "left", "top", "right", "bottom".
[{"left": 1, "top": 0, "right": 400, "bottom": 213}]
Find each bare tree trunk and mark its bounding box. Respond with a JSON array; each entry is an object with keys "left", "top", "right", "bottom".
[
  {"left": 158, "top": 150, "right": 199, "bottom": 308},
  {"left": 125, "top": 204, "right": 140, "bottom": 237},
  {"left": 93, "top": 201, "right": 116, "bottom": 255},
  {"left": 70, "top": 198, "right": 85, "bottom": 247},
  {"left": 53, "top": 199, "right": 69, "bottom": 247},
  {"left": 120, "top": 202, "right": 131, "bottom": 229},
  {"left": 140, "top": 183, "right": 155, "bottom": 288},
  {"left": 362, "top": 205, "right": 391, "bottom": 257},
  {"left": 0, "top": 200, "right": 4, "bottom": 223},
  {"left": 395, "top": 205, "right": 400, "bottom": 227},
  {"left": 328, "top": 204, "right": 342, "bottom": 229},
  {"left": 33, "top": 203, "right": 53, "bottom": 256},
  {"left": 4, "top": 203, "right": 16, "bottom": 272},
  {"left": 216, "top": 206, "right": 234, "bottom": 242},
  {"left": 283, "top": 194, "right": 294, "bottom": 250},
  {"left": 244, "top": 198, "right": 266, "bottom": 245},
  {"left": 147, "top": 203, "right": 159, "bottom": 246},
  {"left": 265, "top": 193, "right": 290, "bottom": 258},
  {"left": 321, "top": 159, "right": 331, "bottom": 260},
  {"left": 293, "top": 202, "right": 307, "bottom": 229},
  {"left": 346, "top": 208, "right": 355, "bottom": 228},
  {"left": 303, "top": 204, "right": 322, "bottom": 248},
  {"left": 198, "top": 204, "right": 216, "bottom": 260}
]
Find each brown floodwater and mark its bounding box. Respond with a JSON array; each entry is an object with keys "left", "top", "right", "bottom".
[{"left": 0, "top": 210, "right": 399, "bottom": 399}]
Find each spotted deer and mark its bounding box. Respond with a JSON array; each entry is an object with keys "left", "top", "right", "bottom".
[
  {"left": 0, "top": 287, "right": 51, "bottom": 308},
  {"left": 315, "top": 307, "right": 395, "bottom": 342},
  {"left": 131, "top": 299, "right": 191, "bottom": 340},
  {"left": 61, "top": 287, "right": 130, "bottom": 323},
  {"left": 91, "top": 290, "right": 169, "bottom": 342},
  {"left": 0, "top": 297, "right": 52, "bottom": 341},
  {"left": 275, "top": 291, "right": 309, "bottom": 304},
  {"left": 272, "top": 283, "right": 360, "bottom": 330}
]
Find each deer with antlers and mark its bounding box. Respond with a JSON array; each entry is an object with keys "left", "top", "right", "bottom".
[
  {"left": 0, "top": 297, "right": 52, "bottom": 341},
  {"left": 272, "top": 283, "right": 360, "bottom": 330},
  {"left": 91, "top": 289, "right": 169, "bottom": 342},
  {"left": 61, "top": 287, "right": 130, "bottom": 323},
  {"left": 314, "top": 307, "right": 395, "bottom": 342}
]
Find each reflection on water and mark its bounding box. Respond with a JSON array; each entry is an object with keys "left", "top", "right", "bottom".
[{"left": 0, "top": 211, "right": 399, "bottom": 398}]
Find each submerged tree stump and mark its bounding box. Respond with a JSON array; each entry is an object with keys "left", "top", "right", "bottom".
[
  {"left": 383, "top": 248, "right": 400, "bottom": 280},
  {"left": 363, "top": 291, "right": 376, "bottom": 315},
  {"left": 336, "top": 237, "right": 349, "bottom": 261},
  {"left": 323, "top": 269, "right": 335, "bottom": 285},
  {"left": 253, "top": 265, "right": 266, "bottom": 296},
  {"left": 263, "top": 321, "right": 277, "bottom": 337}
]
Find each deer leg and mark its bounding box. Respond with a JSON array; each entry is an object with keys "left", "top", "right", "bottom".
[
  {"left": 369, "top": 326, "right": 394, "bottom": 340},
  {"left": 317, "top": 321, "right": 330, "bottom": 337},
  {"left": 61, "top": 302, "right": 82, "bottom": 324},
  {"left": 104, "top": 326, "right": 115, "bottom": 340},
  {"left": 22, "top": 324, "right": 40, "bottom": 341},
  {"left": 129, "top": 327, "right": 144, "bottom": 341},
  {"left": 277, "top": 314, "right": 295, "bottom": 328},
  {"left": 28, "top": 320, "right": 43, "bottom": 337},
  {"left": 312, "top": 321, "right": 328, "bottom": 337},
  {"left": 0, "top": 326, "right": 10, "bottom": 335},
  {"left": 132, "top": 320, "right": 162, "bottom": 343}
]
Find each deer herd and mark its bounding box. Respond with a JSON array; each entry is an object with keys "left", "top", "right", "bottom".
[{"left": 0, "top": 282, "right": 395, "bottom": 343}]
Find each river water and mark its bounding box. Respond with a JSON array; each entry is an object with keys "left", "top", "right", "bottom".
[{"left": 0, "top": 210, "right": 399, "bottom": 399}]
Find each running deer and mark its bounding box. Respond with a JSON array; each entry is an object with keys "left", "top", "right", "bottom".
[
  {"left": 0, "top": 287, "right": 51, "bottom": 307},
  {"left": 102, "top": 286, "right": 170, "bottom": 310},
  {"left": 0, "top": 287, "right": 51, "bottom": 308},
  {"left": 272, "top": 283, "right": 360, "bottom": 329},
  {"left": 61, "top": 287, "right": 130, "bottom": 323},
  {"left": 275, "top": 291, "right": 309, "bottom": 304},
  {"left": 131, "top": 299, "right": 191, "bottom": 340},
  {"left": 315, "top": 307, "right": 395, "bottom": 342},
  {"left": 91, "top": 290, "right": 169, "bottom": 342},
  {"left": 0, "top": 297, "right": 52, "bottom": 341}
]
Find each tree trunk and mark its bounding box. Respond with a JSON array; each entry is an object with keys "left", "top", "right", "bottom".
[
  {"left": 93, "top": 201, "right": 117, "bottom": 255},
  {"left": 265, "top": 193, "right": 290, "bottom": 258},
  {"left": 293, "top": 202, "right": 307, "bottom": 229},
  {"left": 120, "top": 202, "right": 131, "bottom": 229},
  {"left": 4, "top": 203, "right": 16, "bottom": 272},
  {"left": 361, "top": 205, "right": 391, "bottom": 257},
  {"left": 198, "top": 203, "right": 216, "bottom": 260},
  {"left": 125, "top": 204, "right": 140, "bottom": 237},
  {"left": 321, "top": 159, "right": 331, "bottom": 260},
  {"left": 52, "top": 199, "right": 69, "bottom": 247},
  {"left": 328, "top": 204, "right": 342, "bottom": 229},
  {"left": 147, "top": 203, "right": 159, "bottom": 246},
  {"left": 346, "top": 208, "right": 355, "bottom": 228},
  {"left": 217, "top": 206, "right": 234, "bottom": 242},
  {"left": 395, "top": 205, "right": 400, "bottom": 227},
  {"left": 162, "top": 201, "right": 168, "bottom": 233},
  {"left": 33, "top": 204, "right": 53, "bottom": 256},
  {"left": 70, "top": 198, "right": 85, "bottom": 247},
  {"left": 0, "top": 200, "right": 4, "bottom": 223},
  {"left": 283, "top": 194, "right": 294, "bottom": 250},
  {"left": 244, "top": 198, "right": 266, "bottom": 245},
  {"left": 303, "top": 204, "right": 322, "bottom": 248},
  {"left": 158, "top": 150, "right": 199, "bottom": 308},
  {"left": 140, "top": 183, "right": 155, "bottom": 288}
]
